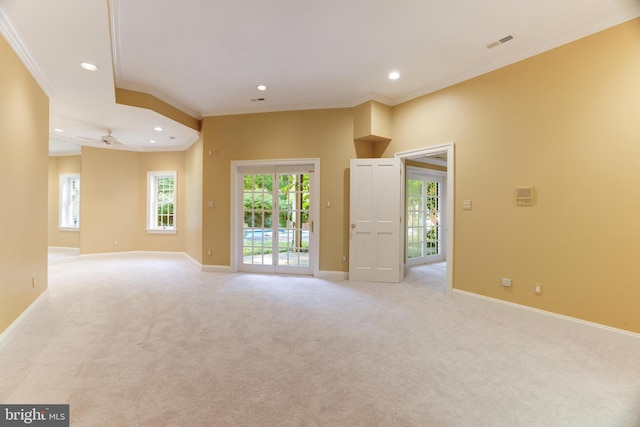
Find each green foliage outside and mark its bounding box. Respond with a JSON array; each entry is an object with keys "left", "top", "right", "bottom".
[
  {"left": 406, "top": 178, "right": 439, "bottom": 259},
  {"left": 156, "top": 177, "right": 175, "bottom": 228},
  {"left": 243, "top": 173, "right": 310, "bottom": 257}
]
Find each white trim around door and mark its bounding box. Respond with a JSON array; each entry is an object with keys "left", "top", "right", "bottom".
[
  {"left": 230, "top": 158, "right": 321, "bottom": 276},
  {"left": 395, "top": 143, "right": 454, "bottom": 296}
]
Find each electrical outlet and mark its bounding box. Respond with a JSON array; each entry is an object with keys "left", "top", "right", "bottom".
[
  {"left": 501, "top": 278, "right": 512, "bottom": 287},
  {"left": 207, "top": 249, "right": 212, "bottom": 256},
  {"left": 534, "top": 283, "right": 543, "bottom": 295}
]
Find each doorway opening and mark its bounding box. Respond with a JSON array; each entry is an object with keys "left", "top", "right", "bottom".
[
  {"left": 231, "top": 159, "right": 320, "bottom": 276},
  {"left": 395, "top": 143, "right": 454, "bottom": 295},
  {"left": 406, "top": 167, "right": 445, "bottom": 266}
]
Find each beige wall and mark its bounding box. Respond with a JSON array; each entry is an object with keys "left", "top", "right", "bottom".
[
  {"left": 6, "top": 18, "right": 640, "bottom": 335},
  {"left": 0, "top": 34, "right": 49, "bottom": 334},
  {"left": 405, "top": 159, "right": 447, "bottom": 173},
  {"left": 198, "top": 19, "right": 640, "bottom": 332},
  {"left": 185, "top": 136, "right": 203, "bottom": 263},
  {"left": 390, "top": 18, "right": 640, "bottom": 332},
  {"left": 48, "top": 155, "right": 81, "bottom": 247},
  {"left": 80, "top": 147, "right": 186, "bottom": 254},
  {"left": 202, "top": 109, "right": 355, "bottom": 271}
]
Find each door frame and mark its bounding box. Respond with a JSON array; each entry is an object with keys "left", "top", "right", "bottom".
[
  {"left": 230, "top": 158, "right": 321, "bottom": 276},
  {"left": 395, "top": 143, "right": 454, "bottom": 295}
]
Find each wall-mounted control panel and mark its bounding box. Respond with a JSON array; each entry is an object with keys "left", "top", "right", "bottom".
[{"left": 516, "top": 187, "right": 534, "bottom": 206}]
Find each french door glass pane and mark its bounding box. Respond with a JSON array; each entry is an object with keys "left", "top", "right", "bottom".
[
  {"left": 243, "top": 174, "right": 274, "bottom": 265},
  {"left": 407, "top": 179, "right": 424, "bottom": 259},
  {"left": 407, "top": 177, "right": 441, "bottom": 260},
  {"left": 242, "top": 172, "right": 311, "bottom": 268},
  {"left": 277, "top": 173, "right": 310, "bottom": 267},
  {"left": 425, "top": 182, "right": 440, "bottom": 256}
]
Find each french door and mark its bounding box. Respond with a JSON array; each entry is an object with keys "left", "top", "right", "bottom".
[
  {"left": 406, "top": 167, "right": 445, "bottom": 266},
  {"left": 238, "top": 164, "right": 315, "bottom": 274}
]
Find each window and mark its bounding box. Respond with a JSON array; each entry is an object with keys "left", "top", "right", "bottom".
[
  {"left": 59, "top": 174, "right": 80, "bottom": 230},
  {"left": 147, "top": 171, "right": 177, "bottom": 233}
]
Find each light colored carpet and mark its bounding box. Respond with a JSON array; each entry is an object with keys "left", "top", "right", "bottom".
[
  {"left": 1, "top": 254, "right": 639, "bottom": 426},
  {"left": 47, "top": 247, "right": 80, "bottom": 262}
]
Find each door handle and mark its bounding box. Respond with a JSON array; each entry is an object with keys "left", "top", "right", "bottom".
[
  {"left": 351, "top": 224, "right": 356, "bottom": 229},
  {"left": 311, "top": 221, "right": 314, "bottom": 232}
]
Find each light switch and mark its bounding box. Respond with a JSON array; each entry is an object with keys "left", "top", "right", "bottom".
[{"left": 462, "top": 200, "right": 472, "bottom": 210}]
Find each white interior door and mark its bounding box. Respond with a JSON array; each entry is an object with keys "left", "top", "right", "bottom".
[{"left": 349, "top": 158, "right": 402, "bottom": 282}]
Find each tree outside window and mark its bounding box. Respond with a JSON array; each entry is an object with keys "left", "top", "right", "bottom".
[{"left": 147, "top": 171, "right": 176, "bottom": 232}]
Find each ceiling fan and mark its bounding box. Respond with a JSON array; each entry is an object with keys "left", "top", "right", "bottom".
[
  {"left": 99, "top": 130, "right": 119, "bottom": 146},
  {"left": 71, "top": 129, "right": 125, "bottom": 148},
  {"left": 49, "top": 125, "right": 143, "bottom": 152}
]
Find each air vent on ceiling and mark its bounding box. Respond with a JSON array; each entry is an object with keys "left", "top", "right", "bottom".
[
  {"left": 486, "top": 34, "right": 515, "bottom": 49},
  {"left": 251, "top": 97, "right": 266, "bottom": 102}
]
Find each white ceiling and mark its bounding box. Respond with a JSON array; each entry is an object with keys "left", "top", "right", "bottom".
[{"left": 1, "top": 0, "right": 639, "bottom": 155}]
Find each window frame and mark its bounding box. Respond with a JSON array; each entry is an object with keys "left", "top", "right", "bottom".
[
  {"left": 147, "top": 171, "right": 177, "bottom": 234},
  {"left": 59, "top": 173, "right": 80, "bottom": 231}
]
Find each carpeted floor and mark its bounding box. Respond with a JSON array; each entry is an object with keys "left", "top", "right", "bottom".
[{"left": 1, "top": 254, "right": 639, "bottom": 426}]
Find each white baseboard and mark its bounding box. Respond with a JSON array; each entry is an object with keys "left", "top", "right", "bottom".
[
  {"left": 50, "top": 251, "right": 342, "bottom": 278},
  {"left": 51, "top": 250, "right": 232, "bottom": 273},
  {"left": 452, "top": 289, "right": 640, "bottom": 343},
  {"left": 182, "top": 253, "right": 232, "bottom": 273},
  {"left": 78, "top": 251, "right": 187, "bottom": 260},
  {"left": 183, "top": 253, "right": 203, "bottom": 269},
  {"left": 317, "top": 270, "right": 348, "bottom": 280},
  {"left": 201, "top": 265, "right": 233, "bottom": 273},
  {"left": 0, "top": 289, "right": 49, "bottom": 351}
]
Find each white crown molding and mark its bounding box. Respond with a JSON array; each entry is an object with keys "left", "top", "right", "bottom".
[
  {"left": 201, "top": 100, "right": 355, "bottom": 117},
  {"left": 392, "top": 9, "right": 640, "bottom": 106},
  {"left": 203, "top": 92, "right": 396, "bottom": 117},
  {"left": 350, "top": 92, "right": 394, "bottom": 107},
  {"left": 100, "top": 1, "right": 640, "bottom": 121},
  {"left": 108, "top": 0, "right": 122, "bottom": 89},
  {"left": 0, "top": 4, "right": 54, "bottom": 98}
]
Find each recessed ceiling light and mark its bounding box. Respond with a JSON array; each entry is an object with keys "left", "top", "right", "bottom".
[
  {"left": 53, "top": 128, "right": 64, "bottom": 132},
  {"left": 154, "top": 126, "right": 163, "bottom": 132},
  {"left": 80, "top": 62, "right": 99, "bottom": 71},
  {"left": 388, "top": 71, "right": 400, "bottom": 80},
  {"left": 149, "top": 140, "right": 157, "bottom": 144},
  {"left": 256, "top": 85, "right": 268, "bottom": 91}
]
